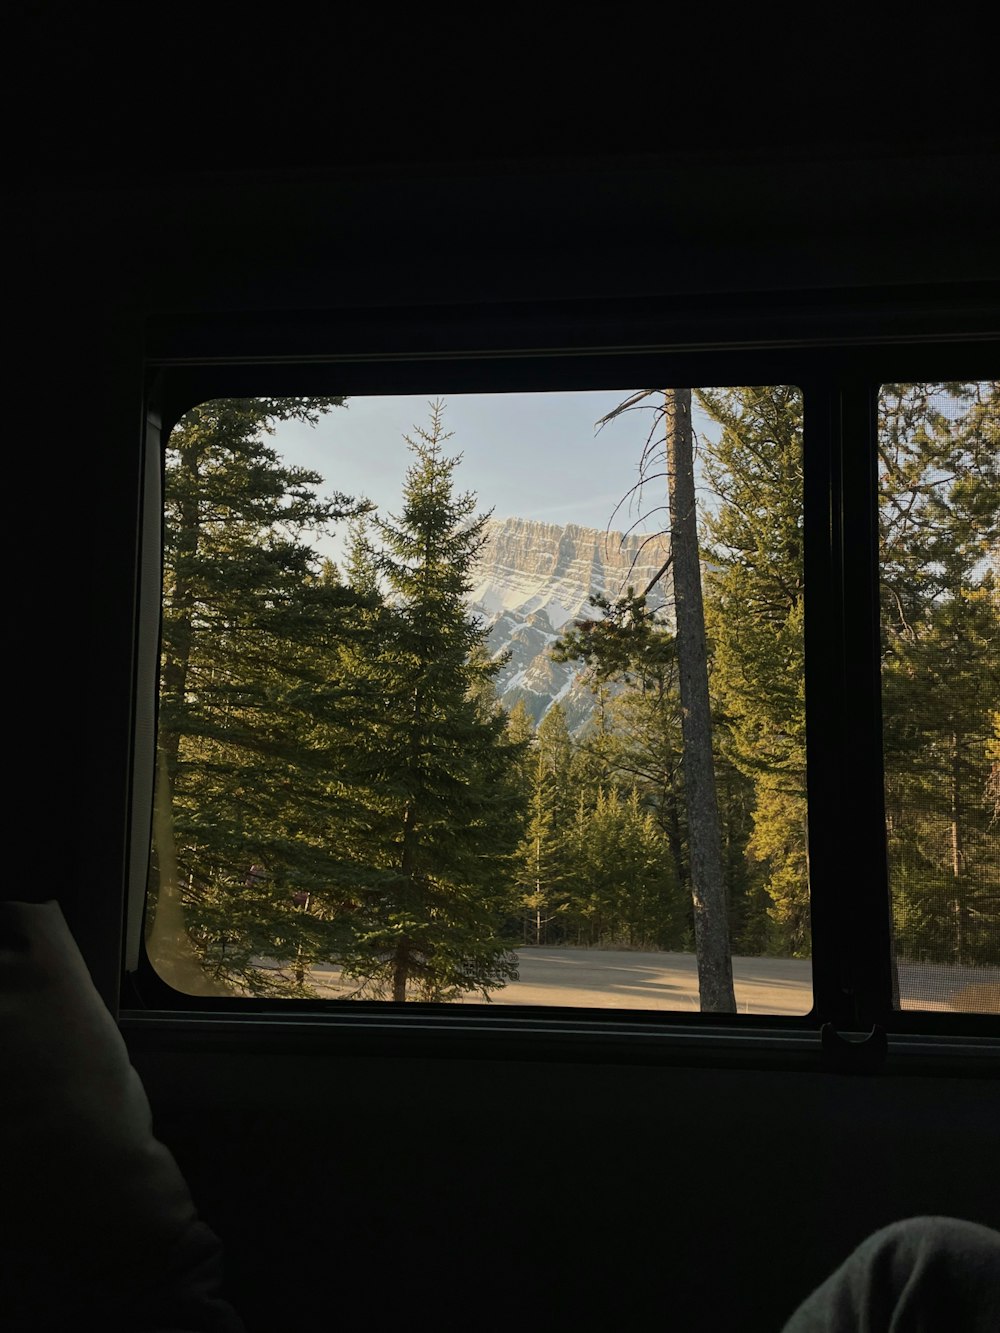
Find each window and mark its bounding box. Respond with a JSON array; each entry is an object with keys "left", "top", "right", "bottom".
[
  {"left": 125, "top": 317, "right": 999, "bottom": 1049},
  {"left": 879, "top": 382, "right": 999, "bottom": 1014},
  {"left": 144, "top": 387, "right": 812, "bottom": 1016}
]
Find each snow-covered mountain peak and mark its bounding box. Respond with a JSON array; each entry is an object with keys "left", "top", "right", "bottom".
[
  {"left": 469, "top": 515, "right": 670, "bottom": 632},
  {"left": 467, "top": 516, "right": 672, "bottom": 729}
]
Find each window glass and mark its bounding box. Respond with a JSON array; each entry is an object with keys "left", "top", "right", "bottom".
[
  {"left": 146, "top": 388, "right": 811, "bottom": 1014},
  {"left": 879, "top": 382, "right": 1000, "bottom": 1013}
]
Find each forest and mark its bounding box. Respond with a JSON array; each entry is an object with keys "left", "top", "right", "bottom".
[{"left": 145, "top": 384, "right": 999, "bottom": 1005}]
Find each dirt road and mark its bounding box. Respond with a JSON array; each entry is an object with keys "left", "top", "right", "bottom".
[{"left": 302, "top": 948, "right": 999, "bottom": 1013}]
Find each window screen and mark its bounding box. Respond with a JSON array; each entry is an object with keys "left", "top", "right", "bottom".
[{"left": 879, "top": 382, "right": 1000, "bottom": 1014}]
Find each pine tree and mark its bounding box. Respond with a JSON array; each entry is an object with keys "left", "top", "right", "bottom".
[
  {"left": 330, "top": 403, "right": 529, "bottom": 1001},
  {"left": 513, "top": 703, "right": 574, "bottom": 945},
  {"left": 552, "top": 604, "right": 692, "bottom": 949},
  {"left": 880, "top": 382, "right": 999, "bottom": 965},
  {"left": 537, "top": 702, "right": 574, "bottom": 804},
  {"left": 555, "top": 385, "right": 810, "bottom": 972},
  {"left": 602, "top": 637, "right": 689, "bottom": 913},
  {"left": 561, "top": 786, "right": 675, "bottom": 949},
  {"left": 697, "top": 385, "right": 809, "bottom": 955},
  {"left": 147, "top": 396, "right": 367, "bottom": 994},
  {"left": 987, "top": 710, "right": 1000, "bottom": 825}
]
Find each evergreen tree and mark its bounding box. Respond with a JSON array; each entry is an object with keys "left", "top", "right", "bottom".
[
  {"left": 562, "top": 786, "right": 675, "bottom": 949},
  {"left": 504, "top": 698, "right": 537, "bottom": 763},
  {"left": 147, "top": 397, "right": 371, "bottom": 994},
  {"left": 556, "top": 598, "right": 689, "bottom": 924},
  {"left": 537, "top": 702, "right": 574, "bottom": 804},
  {"left": 601, "top": 634, "right": 689, "bottom": 909},
  {"left": 558, "top": 385, "right": 809, "bottom": 968},
  {"left": 988, "top": 709, "right": 1000, "bottom": 825},
  {"left": 512, "top": 703, "right": 574, "bottom": 945},
  {"left": 330, "top": 403, "right": 529, "bottom": 1001},
  {"left": 553, "top": 600, "right": 691, "bottom": 950},
  {"left": 697, "top": 385, "right": 809, "bottom": 955},
  {"left": 879, "top": 382, "right": 999, "bottom": 965}
]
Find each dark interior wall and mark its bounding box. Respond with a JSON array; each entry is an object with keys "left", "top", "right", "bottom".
[
  {"left": 29, "top": 147, "right": 1000, "bottom": 315},
  {"left": 13, "top": 100, "right": 998, "bottom": 1333},
  {"left": 131, "top": 1047, "right": 1000, "bottom": 1332}
]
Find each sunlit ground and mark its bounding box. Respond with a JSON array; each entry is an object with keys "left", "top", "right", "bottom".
[{"left": 250, "top": 948, "right": 1000, "bottom": 1014}]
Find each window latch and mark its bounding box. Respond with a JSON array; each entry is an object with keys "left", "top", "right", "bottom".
[{"left": 820, "top": 1022, "right": 887, "bottom": 1074}]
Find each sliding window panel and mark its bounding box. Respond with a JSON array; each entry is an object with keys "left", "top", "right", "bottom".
[{"left": 878, "top": 381, "right": 999, "bottom": 1014}]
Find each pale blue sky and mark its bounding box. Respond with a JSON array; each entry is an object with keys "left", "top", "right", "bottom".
[{"left": 270, "top": 390, "right": 721, "bottom": 565}]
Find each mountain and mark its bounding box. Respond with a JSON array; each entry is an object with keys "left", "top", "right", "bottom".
[{"left": 468, "top": 516, "right": 671, "bottom": 730}]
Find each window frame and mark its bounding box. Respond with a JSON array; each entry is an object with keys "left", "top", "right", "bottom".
[{"left": 118, "top": 294, "right": 1000, "bottom": 1065}]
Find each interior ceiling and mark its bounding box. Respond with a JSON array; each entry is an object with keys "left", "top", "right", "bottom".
[
  {"left": 13, "top": 8, "right": 997, "bottom": 184},
  {"left": 19, "top": 113, "right": 996, "bottom": 186},
  {"left": 12, "top": 13, "right": 998, "bottom": 316}
]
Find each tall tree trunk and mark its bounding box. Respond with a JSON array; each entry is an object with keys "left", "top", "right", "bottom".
[
  {"left": 951, "top": 730, "right": 964, "bottom": 965},
  {"left": 392, "top": 952, "right": 409, "bottom": 1002},
  {"left": 659, "top": 760, "right": 688, "bottom": 899},
  {"left": 393, "top": 799, "right": 419, "bottom": 1001},
  {"left": 146, "top": 751, "right": 230, "bottom": 995},
  {"left": 666, "top": 389, "right": 736, "bottom": 1012},
  {"left": 159, "top": 439, "right": 202, "bottom": 784},
  {"left": 147, "top": 442, "right": 230, "bottom": 995}
]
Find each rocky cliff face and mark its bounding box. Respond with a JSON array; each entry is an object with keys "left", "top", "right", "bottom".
[{"left": 468, "top": 517, "right": 671, "bottom": 730}]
